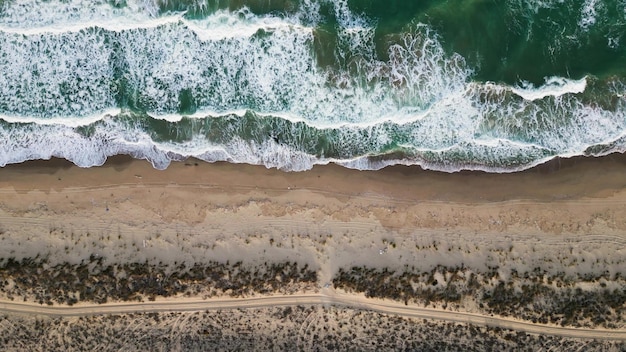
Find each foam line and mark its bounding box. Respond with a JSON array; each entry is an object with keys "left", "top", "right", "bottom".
[
  {"left": 0, "top": 14, "right": 184, "bottom": 35},
  {"left": 511, "top": 77, "right": 587, "bottom": 101},
  {"left": 0, "top": 109, "right": 122, "bottom": 127}
]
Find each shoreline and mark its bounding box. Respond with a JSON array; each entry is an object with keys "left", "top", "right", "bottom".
[{"left": 3, "top": 152, "right": 626, "bottom": 202}]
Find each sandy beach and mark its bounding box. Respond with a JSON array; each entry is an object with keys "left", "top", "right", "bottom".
[
  {"left": 1, "top": 155, "right": 625, "bottom": 280},
  {"left": 1, "top": 155, "right": 626, "bottom": 349}
]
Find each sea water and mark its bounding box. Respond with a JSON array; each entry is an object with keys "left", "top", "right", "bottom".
[{"left": 0, "top": 0, "right": 624, "bottom": 172}]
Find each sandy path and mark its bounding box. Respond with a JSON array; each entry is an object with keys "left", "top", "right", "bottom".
[{"left": 0, "top": 291, "right": 624, "bottom": 341}]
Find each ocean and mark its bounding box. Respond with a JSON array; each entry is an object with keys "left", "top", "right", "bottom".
[{"left": 0, "top": 0, "right": 624, "bottom": 172}]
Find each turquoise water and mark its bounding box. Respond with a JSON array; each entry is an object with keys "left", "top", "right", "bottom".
[{"left": 0, "top": 0, "right": 624, "bottom": 171}]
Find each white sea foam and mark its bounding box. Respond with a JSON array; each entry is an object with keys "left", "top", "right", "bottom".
[
  {"left": 151, "top": 109, "right": 249, "bottom": 122},
  {"left": 0, "top": 0, "right": 470, "bottom": 126},
  {"left": 0, "top": 13, "right": 183, "bottom": 35},
  {"left": 1, "top": 0, "right": 625, "bottom": 172},
  {"left": 1, "top": 99, "right": 625, "bottom": 173},
  {"left": 0, "top": 118, "right": 171, "bottom": 169},
  {"left": 0, "top": 0, "right": 158, "bottom": 30},
  {"left": 472, "top": 78, "right": 626, "bottom": 158},
  {"left": 579, "top": 0, "right": 599, "bottom": 31},
  {"left": 0, "top": 29, "right": 116, "bottom": 118},
  {"left": 511, "top": 77, "right": 587, "bottom": 101},
  {"left": 186, "top": 8, "right": 311, "bottom": 41},
  {"left": 0, "top": 109, "right": 122, "bottom": 127},
  {"left": 117, "top": 14, "right": 467, "bottom": 126},
  {"left": 0, "top": 5, "right": 307, "bottom": 41}
]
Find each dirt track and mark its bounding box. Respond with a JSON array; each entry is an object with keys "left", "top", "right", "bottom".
[{"left": 1, "top": 290, "right": 624, "bottom": 341}]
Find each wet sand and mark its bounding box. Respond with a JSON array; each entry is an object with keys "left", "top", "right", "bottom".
[{"left": 4, "top": 153, "right": 626, "bottom": 202}]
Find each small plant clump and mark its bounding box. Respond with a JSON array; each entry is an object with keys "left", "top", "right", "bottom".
[
  {"left": 0, "top": 306, "right": 621, "bottom": 351},
  {"left": 333, "top": 265, "right": 626, "bottom": 329},
  {"left": 0, "top": 256, "right": 317, "bottom": 305}
]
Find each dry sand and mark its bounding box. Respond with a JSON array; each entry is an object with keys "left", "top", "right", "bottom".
[{"left": 0, "top": 155, "right": 625, "bottom": 287}]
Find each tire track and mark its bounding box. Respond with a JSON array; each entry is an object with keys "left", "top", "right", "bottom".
[{"left": 0, "top": 292, "right": 624, "bottom": 341}]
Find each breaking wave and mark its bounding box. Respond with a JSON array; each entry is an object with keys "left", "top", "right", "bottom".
[{"left": 0, "top": 0, "right": 625, "bottom": 172}]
